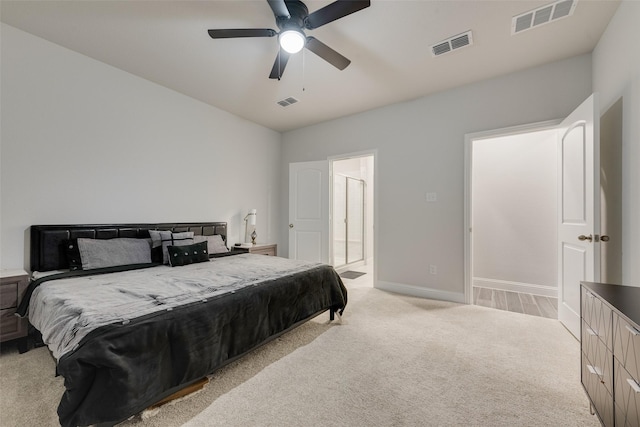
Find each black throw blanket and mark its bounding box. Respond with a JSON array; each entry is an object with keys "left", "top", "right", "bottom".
[{"left": 25, "top": 263, "right": 347, "bottom": 427}]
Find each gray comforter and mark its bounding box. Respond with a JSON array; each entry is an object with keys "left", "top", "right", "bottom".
[
  {"left": 30, "top": 254, "right": 325, "bottom": 360},
  {"left": 21, "top": 254, "right": 347, "bottom": 427}
]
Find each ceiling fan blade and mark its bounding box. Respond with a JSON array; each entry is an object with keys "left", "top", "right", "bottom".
[
  {"left": 269, "top": 49, "right": 291, "bottom": 80},
  {"left": 305, "top": 0, "right": 370, "bottom": 29},
  {"left": 305, "top": 37, "right": 351, "bottom": 70},
  {"left": 208, "top": 29, "right": 277, "bottom": 39},
  {"left": 267, "top": 0, "right": 290, "bottom": 19}
]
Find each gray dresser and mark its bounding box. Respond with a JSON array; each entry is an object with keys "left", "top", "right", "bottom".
[{"left": 581, "top": 281, "right": 640, "bottom": 427}]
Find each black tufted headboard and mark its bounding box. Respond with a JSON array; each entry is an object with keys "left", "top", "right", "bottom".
[{"left": 30, "top": 222, "right": 228, "bottom": 272}]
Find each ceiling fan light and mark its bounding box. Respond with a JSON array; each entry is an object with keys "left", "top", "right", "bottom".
[{"left": 279, "top": 30, "right": 305, "bottom": 54}]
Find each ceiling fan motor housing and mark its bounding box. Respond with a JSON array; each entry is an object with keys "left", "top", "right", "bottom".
[{"left": 276, "top": 1, "right": 309, "bottom": 31}]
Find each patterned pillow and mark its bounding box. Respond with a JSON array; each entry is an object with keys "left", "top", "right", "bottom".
[
  {"left": 167, "top": 241, "right": 209, "bottom": 267},
  {"left": 148, "top": 230, "right": 195, "bottom": 264}
]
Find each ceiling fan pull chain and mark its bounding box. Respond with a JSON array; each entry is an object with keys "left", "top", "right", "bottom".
[{"left": 302, "top": 49, "right": 306, "bottom": 92}]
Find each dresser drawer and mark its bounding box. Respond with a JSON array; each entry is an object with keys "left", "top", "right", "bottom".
[
  {"left": 0, "top": 283, "right": 18, "bottom": 309},
  {"left": 614, "top": 359, "right": 640, "bottom": 427},
  {"left": 582, "top": 287, "right": 613, "bottom": 349},
  {"left": 582, "top": 334, "right": 613, "bottom": 394},
  {"left": 582, "top": 318, "right": 612, "bottom": 357},
  {"left": 614, "top": 313, "right": 640, "bottom": 377},
  {"left": 582, "top": 352, "right": 614, "bottom": 427}
]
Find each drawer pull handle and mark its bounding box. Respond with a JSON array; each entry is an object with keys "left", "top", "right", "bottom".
[
  {"left": 587, "top": 365, "right": 602, "bottom": 376},
  {"left": 586, "top": 327, "right": 598, "bottom": 336},
  {"left": 627, "top": 378, "right": 640, "bottom": 393},
  {"left": 625, "top": 325, "right": 640, "bottom": 336}
]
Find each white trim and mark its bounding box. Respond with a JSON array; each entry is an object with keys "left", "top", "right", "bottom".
[
  {"left": 463, "top": 119, "right": 562, "bottom": 305},
  {"left": 376, "top": 281, "right": 466, "bottom": 304},
  {"left": 472, "top": 277, "right": 558, "bottom": 298}
]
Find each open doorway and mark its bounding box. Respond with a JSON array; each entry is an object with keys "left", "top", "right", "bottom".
[
  {"left": 465, "top": 99, "right": 622, "bottom": 328},
  {"left": 330, "top": 154, "right": 374, "bottom": 283},
  {"left": 469, "top": 127, "right": 560, "bottom": 319}
]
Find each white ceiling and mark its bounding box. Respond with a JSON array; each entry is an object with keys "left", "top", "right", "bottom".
[{"left": 1, "top": 0, "right": 620, "bottom": 132}]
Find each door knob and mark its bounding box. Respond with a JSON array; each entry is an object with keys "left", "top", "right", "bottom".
[
  {"left": 578, "top": 234, "right": 593, "bottom": 242},
  {"left": 289, "top": 224, "right": 294, "bottom": 229},
  {"left": 601, "top": 235, "right": 610, "bottom": 242}
]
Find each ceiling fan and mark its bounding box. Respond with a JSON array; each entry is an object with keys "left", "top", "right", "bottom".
[{"left": 207, "top": 0, "right": 371, "bottom": 80}]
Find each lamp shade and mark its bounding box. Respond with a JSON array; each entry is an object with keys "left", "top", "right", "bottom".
[
  {"left": 279, "top": 30, "right": 305, "bottom": 54},
  {"left": 248, "top": 209, "right": 257, "bottom": 225}
]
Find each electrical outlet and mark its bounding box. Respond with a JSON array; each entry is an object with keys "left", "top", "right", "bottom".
[{"left": 429, "top": 265, "right": 437, "bottom": 275}]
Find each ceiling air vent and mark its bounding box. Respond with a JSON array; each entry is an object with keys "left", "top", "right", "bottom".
[
  {"left": 277, "top": 97, "right": 299, "bottom": 107},
  {"left": 430, "top": 31, "right": 473, "bottom": 57},
  {"left": 512, "top": 0, "right": 577, "bottom": 35}
]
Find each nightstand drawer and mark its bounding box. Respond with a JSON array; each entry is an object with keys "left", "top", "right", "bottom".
[
  {"left": 0, "top": 270, "right": 29, "bottom": 343},
  {"left": 0, "top": 308, "right": 22, "bottom": 336},
  {"left": 231, "top": 244, "right": 277, "bottom": 256},
  {"left": 0, "top": 283, "right": 18, "bottom": 309},
  {"left": 250, "top": 246, "right": 276, "bottom": 256}
]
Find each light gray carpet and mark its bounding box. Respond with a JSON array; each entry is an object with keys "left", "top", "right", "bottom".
[{"left": 0, "top": 278, "right": 599, "bottom": 427}]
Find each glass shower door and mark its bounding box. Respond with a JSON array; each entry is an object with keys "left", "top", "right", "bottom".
[
  {"left": 346, "top": 177, "right": 364, "bottom": 264},
  {"left": 333, "top": 174, "right": 365, "bottom": 268}
]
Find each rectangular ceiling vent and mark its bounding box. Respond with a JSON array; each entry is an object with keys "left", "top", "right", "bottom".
[
  {"left": 277, "top": 97, "right": 299, "bottom": 107},
  {"left": 430, "top": 31, "right": 473, "bottom": 57},
  {"left": 512, "top": 0, "right": 577, "bottom": 35}
]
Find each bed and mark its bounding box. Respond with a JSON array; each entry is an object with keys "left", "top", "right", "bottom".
[{"left": 17, "top": 222, "right": 347, "bottom": 427}]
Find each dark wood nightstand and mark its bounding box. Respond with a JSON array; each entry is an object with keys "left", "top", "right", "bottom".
[
  {"left": 0, "top": 269, "right": 29, "bottom": 353},
  {"left": 231, "top": 244, "right": 277, "bottom": 256}
]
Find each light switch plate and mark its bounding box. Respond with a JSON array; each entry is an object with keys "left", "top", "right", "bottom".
[{"left": 426, "top": 192, "right": 437, "bottom": 202}]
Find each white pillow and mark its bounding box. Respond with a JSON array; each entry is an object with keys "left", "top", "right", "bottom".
[
  {"left": 77, "top": 238, "right": 152, "bottom": 270},
  {"left": 194, "top": 235, "right": 228, "bottom": 254}
]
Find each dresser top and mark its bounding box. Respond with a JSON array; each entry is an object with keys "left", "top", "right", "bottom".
[{"left": 582, "top": 281, "right": 640, "bottom": 326}]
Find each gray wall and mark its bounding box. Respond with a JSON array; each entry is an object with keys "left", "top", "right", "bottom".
[
  {"left": 0, "top": 24, "right": 282, "bottom": 270},
  {"left": 472, "top": 130, "right": 557, "bottom": 293},
  {"left": 592, "top": 0, "right": 640, "bottom": 286},
  {"left": 281, "top": 54, "right": 593, "bottom": 301}
]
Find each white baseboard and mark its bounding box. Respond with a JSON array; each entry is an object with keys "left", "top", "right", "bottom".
[
  {"left": 473, "top": 277, "right": 557, "bottom": 298},
  {"left": 376, "top": 281, "right": 466, "bottom": 304}
]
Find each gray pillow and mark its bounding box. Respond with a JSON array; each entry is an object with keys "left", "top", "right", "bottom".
[
  {"left": 194, "top": 235, "right": 228, "bottom": 254},
  {"left": 148, "top": 230, "right": 195, "bottom": 264},
  {"left": 77, "top": 238, "right": 152, "bottom": 270}
]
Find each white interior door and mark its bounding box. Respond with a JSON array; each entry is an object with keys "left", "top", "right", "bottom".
[
  {"left": 289, "top": 161, "right": 329, "bottom": 263},
  {"left": 558, "top": 93, "right": 600, "bottom": 339}
]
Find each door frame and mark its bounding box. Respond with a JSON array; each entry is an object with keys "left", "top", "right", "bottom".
[
  {"left": 463, "top": 120, "right": 561, "bottom": 304},
  {"left": 328, "top": 149, "right": 378, "bottom": 283}
]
